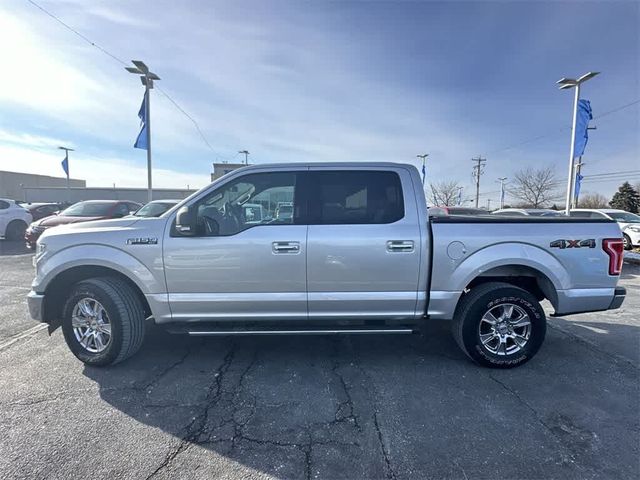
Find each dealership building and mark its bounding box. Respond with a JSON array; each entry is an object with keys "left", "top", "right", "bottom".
[{"left": 0, "top": 170, "right": 196, "bottom": 204}]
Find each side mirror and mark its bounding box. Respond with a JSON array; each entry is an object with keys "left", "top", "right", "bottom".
[{"left": 175, "top": 205, "right": 196, "bottom": 236}]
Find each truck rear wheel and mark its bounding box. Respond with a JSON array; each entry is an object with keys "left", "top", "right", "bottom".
[
  {"left": 61, "top": 277, "right": 146, "bottom": 366},
  {"left": 452, "top": 282, "right": 546, "bottom": 368}
]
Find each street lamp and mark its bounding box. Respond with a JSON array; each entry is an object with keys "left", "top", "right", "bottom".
[
  {"left": 238, "top": 150, "right": 250, "bottom": 165},
  {"left": 126, "top": 60, "right": 160, "bottom": 202},
  {"left": 557, "top": 71, "right": 599, "bottom": 215}
]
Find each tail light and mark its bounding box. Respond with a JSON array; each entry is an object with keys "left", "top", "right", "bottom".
[{"left": 603, "top": 238, "right": 624, "bottom": 275}]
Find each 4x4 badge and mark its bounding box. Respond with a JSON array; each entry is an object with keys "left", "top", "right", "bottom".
[{"left": 550, "top": 239, "right": 595, "bottom": 249}]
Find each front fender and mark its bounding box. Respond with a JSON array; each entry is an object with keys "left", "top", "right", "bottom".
[{"left": 33, "top": 244, "right": 164, "bottom": 294}]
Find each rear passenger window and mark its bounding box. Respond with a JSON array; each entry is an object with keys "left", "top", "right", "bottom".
[
  {"left": 0, "top": 200, "right": 9, "bottom": 210},
  {"left": 308, "top": 171, "right": 404, "bottom": 225}
]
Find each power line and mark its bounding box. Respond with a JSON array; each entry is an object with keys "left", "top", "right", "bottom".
[
  {"left": 25, "top": 0, "right": 220, "bottom": 156},
  {"left": 488, "top": 98, "right": 640, "bottom": 156}
]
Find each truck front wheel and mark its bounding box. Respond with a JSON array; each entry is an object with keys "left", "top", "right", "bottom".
[
  {"left": 452, "top": 282, "right": 546, "bottom": 368},
  {"left": 61, "top": 277, "right": 146, "bottom": 366}
]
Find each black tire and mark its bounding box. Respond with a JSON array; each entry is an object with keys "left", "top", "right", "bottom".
[
  {"left": 623, "top": 234, "right": 632, "bottom": 251},
  {"left": 61, "top": 277, "right": 146, "bottom": 366},
  {"left": 452, "top": 282, "right": 546, "bottom": 368},
  {"left": 6, "top": 220, "right": 27, "bottom": 241}
]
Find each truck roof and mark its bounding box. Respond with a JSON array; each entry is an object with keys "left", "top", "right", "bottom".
[{"left": 232, "top": 162, "right": 416, "bottom": 171}]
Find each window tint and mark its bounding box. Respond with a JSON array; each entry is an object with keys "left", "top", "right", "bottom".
[
  {"left": 114, "top": 203, "right": 130, "bottom": 217},
  {"left": 308, "top": 171, "right": 404, "bottom": 225},
  {"left": 0, "top": 200, "right": 9, "bottom": 210},
  {"left": 192, "top": 172, "right": 297, "bottom": 236}
]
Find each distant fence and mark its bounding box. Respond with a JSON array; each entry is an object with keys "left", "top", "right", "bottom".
[{"left": 22, "top": 187, "right": 198, "bottom": 204}]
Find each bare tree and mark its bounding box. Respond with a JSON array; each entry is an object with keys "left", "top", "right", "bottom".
[
  {"left": 429, "top": 180, "right": 461, "bottom": 206},
  {"left": 578, "top": 192, "right": 609, "bottom": 209},
  {"left": 508, "top": 167, "right": 561, "bottom": 208}
]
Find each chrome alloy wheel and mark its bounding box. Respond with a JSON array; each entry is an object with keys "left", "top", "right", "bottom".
[
  {"left": 478, "top": 303, "right": 531, "bottom": 356},
  {"left": 72, "top": 298, "right": 112, "bottom": 353}
]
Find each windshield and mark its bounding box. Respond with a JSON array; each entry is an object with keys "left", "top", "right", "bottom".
[
  {"left": 61, "top": 202, "right": 114, "bottom": 217},
  {"left": 608, "top": 212, "right": 640, "bottom": 223},
  {"left": 134, "top": 202, "right": 176, "bottom": 217}
]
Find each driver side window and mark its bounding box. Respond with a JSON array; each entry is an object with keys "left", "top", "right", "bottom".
[{"left": 193, "top": 172, "right": 297, "bottom": 236}]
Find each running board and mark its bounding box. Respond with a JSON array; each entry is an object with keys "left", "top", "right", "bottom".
[{"left": 182, "top": 327, "right": 415, "bottom": 336}]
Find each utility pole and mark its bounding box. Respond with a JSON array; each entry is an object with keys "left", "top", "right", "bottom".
[
  {"left": 126, "top": 60, "right": 160, "bottom": 203},
  {"left": 557, "top": 72, "right": 599, "bottom": 215},
  {"left": 471, "top": 156, "right": 486, "bottom": 208},
  {"left": 497, "top": 177, "right": 507, "bottom": 209},
  {"left": 416, "top": 154, "right": 429, "bottom": 187},
  {"left": 239, "top": 150, "right": 250, "bottom": 165},
  {"left": 486, "top": 198, "right": 492, "bottom": 210},
  {"left": 58, "top": 146, "right": 74, "bottom": 204}
]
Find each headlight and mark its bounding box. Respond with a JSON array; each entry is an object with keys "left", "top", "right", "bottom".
[
  {"left": 36, "top": 243, "right": 46, "bottom": 256},
  {"left": 628, "top": 226, "right": 640, "bottom": 233}
]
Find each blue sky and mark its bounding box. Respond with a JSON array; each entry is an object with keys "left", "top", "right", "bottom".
[{"left": 0, "top": 0, "right": 638, "bottom": 204}]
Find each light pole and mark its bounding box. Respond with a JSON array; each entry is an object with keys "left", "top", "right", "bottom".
[
  {"left": 497, "top": 177, "right": 507, "bottom": 209},
  {"left": 59, "top": 146, "right": 74, "bottom": 203},
  {"left": 416, "top": 154, "right": 429, "bottom": 186},
  {"left": 557, "top": 72, "right": 599, "bottom": 215},
  {"left": 126, "top": 60, "right": 160, "bottom": 202},
  {"left": 238, "top": 150, "right": 250, "bottom": 165}
]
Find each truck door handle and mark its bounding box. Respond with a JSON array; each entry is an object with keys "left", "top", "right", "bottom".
[
  {"left": 387, "top": 240, "right": 414, "bottom": 252},
  {"left": 272, "top": 241, "right": 300, "bottom": 254}
]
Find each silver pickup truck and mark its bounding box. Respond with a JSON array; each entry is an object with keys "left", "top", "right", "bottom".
[{"left": 27, "top": 162, "right": 626, "bottom": 368}]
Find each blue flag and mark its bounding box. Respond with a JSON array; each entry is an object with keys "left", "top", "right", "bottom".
[
  {"left": 575, "top": 172, "right": 584, "bottom": 201},
  {"left": 573, "top": 99, "right": 592, "bottom": 158},
  {"left": 61, "top": 156, "right": 69, "bottom": 176},
  {"left": 134, "top": 91, "right": 148, "bottom": 150},
  {"left": 421, "top": 164, "right": 426, "bottom": 186}
]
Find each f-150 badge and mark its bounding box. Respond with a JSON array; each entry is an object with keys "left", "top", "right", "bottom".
[
  {"left": 550, "top": 239, "right": 595, "bottom": 249},
  {"left": 126, "top": 237, "right": 158, "bottom": 245}
]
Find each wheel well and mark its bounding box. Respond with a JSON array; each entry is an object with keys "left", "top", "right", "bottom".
[
  {"left": 463, "top": 265, "right": 558, "bottom": 309},
  {"left": 43, "top": 265, "right": 152, "bottom": 325}
]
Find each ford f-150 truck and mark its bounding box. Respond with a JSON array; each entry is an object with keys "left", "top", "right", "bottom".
[{"left": 27, "top": 163, "right": 626, "bottom": 368}]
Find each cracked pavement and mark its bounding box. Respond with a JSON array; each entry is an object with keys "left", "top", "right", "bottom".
[{"left": 0, "top": 244, "right": 639, "bottom": 479}]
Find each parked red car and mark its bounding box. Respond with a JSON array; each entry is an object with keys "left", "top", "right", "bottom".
[
  {"left": 23, "top": 203, "right": 62, "bottom": 221},
  {"left": 25, "top": 200, "right": 141, "bottom": 249}
]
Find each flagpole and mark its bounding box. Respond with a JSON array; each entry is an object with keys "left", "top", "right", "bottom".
[
  {"left": 58, "top": 146, "right": 74, "bottom": 204},
  {"left": 557, "top": 71, "right": 599, "bottom": 215},
  {"left": 126, "top": 61, "right": 160, "bottom": 204},
  {"left": 145, "top": 86, "right": 152, "bottom": 202}
]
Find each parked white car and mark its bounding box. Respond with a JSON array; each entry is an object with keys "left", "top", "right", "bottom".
[
  {"left": 570, "top": 209, "right": 640, "bottom": 249},
  {"left": 0, "top": 198, "right": 33, "bottom": 240},
  {"left": 492, "top": 208, "right": 564, "bottom": 217}
]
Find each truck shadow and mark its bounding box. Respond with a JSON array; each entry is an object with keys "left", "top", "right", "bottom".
[{"left": 81, "top": 323, "right": 469, "bottom": 478}]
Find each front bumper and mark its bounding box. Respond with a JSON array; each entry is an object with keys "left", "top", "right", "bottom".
[
  {"left": 608, "top": 287, "right": 626, "bottom": 310},
  {"left": 27, "top": 291, "right": 45, "bottom": 322}
]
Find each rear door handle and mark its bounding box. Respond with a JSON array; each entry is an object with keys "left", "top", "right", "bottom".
[
  {"left": 272, "top": 241, "right": 300, "bottom": 254},
  {"left": 387, "top": 240, "right": 414, "bottom": 252}
]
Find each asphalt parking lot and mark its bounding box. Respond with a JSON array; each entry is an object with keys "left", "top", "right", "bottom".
[{"left": 0, "top": 240, "right": 638, "bottom": 480}]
